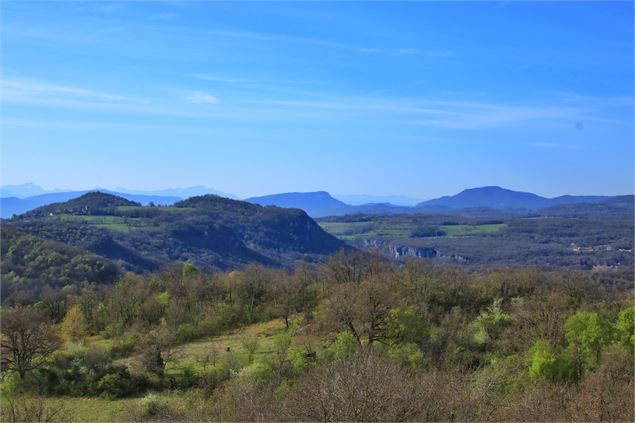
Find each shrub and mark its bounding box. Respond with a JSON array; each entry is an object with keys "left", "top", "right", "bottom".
[
  {"left": 388, "top": 343, "right": 426, "bottom": 368},
  {"left": 324, "top": 332, "right": 358, "bottom": 361},
  {"left": 528, "top": 340, "right": 575, "bottom": 383}
]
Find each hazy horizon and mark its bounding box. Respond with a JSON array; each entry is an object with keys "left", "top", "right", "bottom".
[{"left": 0, "top": 181, "right": 630, "bottom": 203}]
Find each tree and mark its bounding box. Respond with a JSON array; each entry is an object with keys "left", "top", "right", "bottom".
[
  {"left": 614, "top": 305, "right": 634, "bottom": 351},
  {"left": 325, "top": 279, "right": 396, "bottom": 346},
  {"left": 139, "top": 326, "right": 177, "bottom": 378},
  {"left": 564, "top": 311, "right": 613, "bottom": 375},
  {"left": 279, "top": 350, "right": 425, "bottom": 421},
  {"left": 273, "top": 274, "right": 299, "bottom": 329},
  {"left": 181, "top": 262, "right": 200, "bottom": 283},
  {"left": 528, "top": 339, "right": 574, "bottom": 382},
  {"left": 1, "top": 308, "right": 60, "bottom": 379},
  {"left": 60, "top": 304, "right": 89, "bottom": 342}
]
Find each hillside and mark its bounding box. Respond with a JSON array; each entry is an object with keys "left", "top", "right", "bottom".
[
  {"left": 417, "top": 186, "right": 608, "bottom": 211},
  {"left": 538, "top": 195, "right": 634, "bottom": 219},
  {"left": 0, "top": 190, "right": 181, "bottom": 218},
  {"left": 4, "top": 193, "right": 348, "bottom": 272},
  {"left": 1, "top": 227, "right": 120, "bottom": 305}
]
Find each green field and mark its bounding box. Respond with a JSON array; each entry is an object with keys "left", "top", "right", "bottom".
[
  {"left": 55, "top": 214, "right": 153, "bottom": 233},
  {"left": 320, "top": 220, "right": 506, "bottom": 240},
  {"left": 439, "top": 223, "right": 507, "bottom": 236},
  {"left": 115, "top": 206, "right": 195, "bottom": 213}
]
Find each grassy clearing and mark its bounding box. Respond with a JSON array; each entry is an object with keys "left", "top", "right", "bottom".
[
  {"left": 110, "top": 317, "right": 294, "bottom": 375},
  {"left": 56, "top": 214, "right": 152, "bottom": 233},
  {"left": 321, "top": 220, "right": 506, "bottom": 240},
  {"left": 40, "top": 396, "right": 140, "bottom": 422},
  {"left": 440, "top": 223, "right": 507, "bottom": 236},
  {"left": 115, "top": 206, "right": 195, "bottom": 213},
  {"left": 169, "top": 318, "right": 288, "bottom": 370},
  {"left": 319, "top": 221, "right": 374, "bottom": 235}
]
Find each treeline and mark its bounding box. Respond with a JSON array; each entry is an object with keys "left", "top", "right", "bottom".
[{"left": 1, "top": 251, "right": 633, "bottom": 421}]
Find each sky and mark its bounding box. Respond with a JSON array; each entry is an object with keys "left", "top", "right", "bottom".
[{"left": 0, "top": 1, "right": 633, "bottom": 199}]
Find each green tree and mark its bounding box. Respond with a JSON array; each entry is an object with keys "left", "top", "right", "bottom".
[
  {"left": 565, "top": 311, "right": 613, "bottom": 374},
  {"left": 326, "top": 332, "right": 358, "bottom": 360},
  {"left": 387, "top": 306, "right": 429, "bottom": 345},
  {"left": 528, "top": 339, "right": 574, "bottom": 382},
  {"left": 614, "top": 305, "right": 634, "bottom": 351}
]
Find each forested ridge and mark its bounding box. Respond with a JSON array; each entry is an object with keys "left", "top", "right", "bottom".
[{"left": 2, "top": 192, "right": 347, "bottom": 276}]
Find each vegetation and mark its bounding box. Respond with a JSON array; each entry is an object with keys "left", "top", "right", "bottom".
[
  {"left": 1, "top": 227, "right": 120, "bottom": 306},
  {"left": 1, "top": 253, "right": 632, "bottom": 422},
  {"left": 3, "top": 192, "right": 347, "bottom": 276},
  {"left": 318, "top": 206, "right": 633, "bottom": 287}
]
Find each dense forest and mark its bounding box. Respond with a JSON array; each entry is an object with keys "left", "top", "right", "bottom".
[{"left": 1, "top": 251, "right": 633, "bottom": 422}]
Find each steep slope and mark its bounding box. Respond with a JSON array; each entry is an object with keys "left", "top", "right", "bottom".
[{"left": 4, "top": 193, "right": 348, "bottom": 272}]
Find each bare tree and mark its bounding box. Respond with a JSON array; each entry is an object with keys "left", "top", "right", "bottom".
[
  {"left": 324, "top": 279, "right": 397, "bottom": 346},
  {"left": 273, "top": 274, "right": 299, "bottom": 329},
  {"left": 1, "top": 308, "right": 60, "bottom": 379},
  {"left": 279, "top": 350, "right": 424, "bottom": 421},
  {"left": 3, "top": 396, "right": 70, "bottom": 422}
]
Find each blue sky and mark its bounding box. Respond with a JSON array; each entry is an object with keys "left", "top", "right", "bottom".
[{"left": 1, "top": 1, "right": 633, "bottom": 198}]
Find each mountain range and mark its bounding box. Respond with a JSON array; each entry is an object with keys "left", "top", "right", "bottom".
[
  {"left": 1, "top": 185, "right": 621, "bottom": 219},
  {"left": 247, "top": 186, "right": 613, "bottom": 217}
]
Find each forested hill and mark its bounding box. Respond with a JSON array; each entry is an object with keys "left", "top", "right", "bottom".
[{"left": 3, "top": 192, "right": 348, "bottom": 274}]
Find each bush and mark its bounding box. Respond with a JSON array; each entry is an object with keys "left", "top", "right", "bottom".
[
  {"left": 388, "top": 343, "right": 426, "bottom": 368},
  {"left": 528, "top": 340, "right": 575, "bottom": 383},
  {"left": 324, "top": 332, "right": 358, "bottom": 360}
]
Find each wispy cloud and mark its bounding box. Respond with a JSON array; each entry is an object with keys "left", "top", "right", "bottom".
[
  {"left": 397, "top": 48, "right": 420, "bottom": 56},
  {"left": 1, "top": 76, "right": 623, "bottom": 131},
  {"left": 185, "top": 91, "right": 220, "bottom": 105},
  {"left": 412, "top": 105, "right": 584, "bottom": 129},
  {"left": 396, "top": 48, "right": 454, "bottom": 58},
  {"left": 528, "top": 142, "right": 586, "bottom": 150},
  {"left": 1, "top": 78, "right": 148, "bottom": 104},
  {"left": 252, "top": 97, "right": 585, "bottom": 130}
]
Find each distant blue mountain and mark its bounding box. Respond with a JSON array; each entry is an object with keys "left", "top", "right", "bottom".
[
  {"left": 0, "top": 190, "right": 181, "bottom": 218},
  {"left": 247, "top": 191, "right": 415, "bottom": 217},
  {"left": 416, "top": 186, "right": 608, "bottom": 210},
  {"left": 247, "top": 191, "right": 350, "bottom": 217},
  {"left": 2, "top": 185, "right": 620, "bottom": 219},
  {"left": 0, "top": 183, "right": 56, "bottom": 198},
  {"left": 114, "top": 185, "right": 238, "bottom": 199},
  {"left": 334, "top": 194, "right": 425, "bottom": 207}
]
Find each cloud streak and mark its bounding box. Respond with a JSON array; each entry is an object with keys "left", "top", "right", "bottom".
[
  {"left": 1, "top": 78, "right": 148, "bottom": 104},
  {"left": 185, "top": 91, "right": 220, "bottom": 105},
  {"left": 2, "top": 76, "right": 627, "bottom": 131}
]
